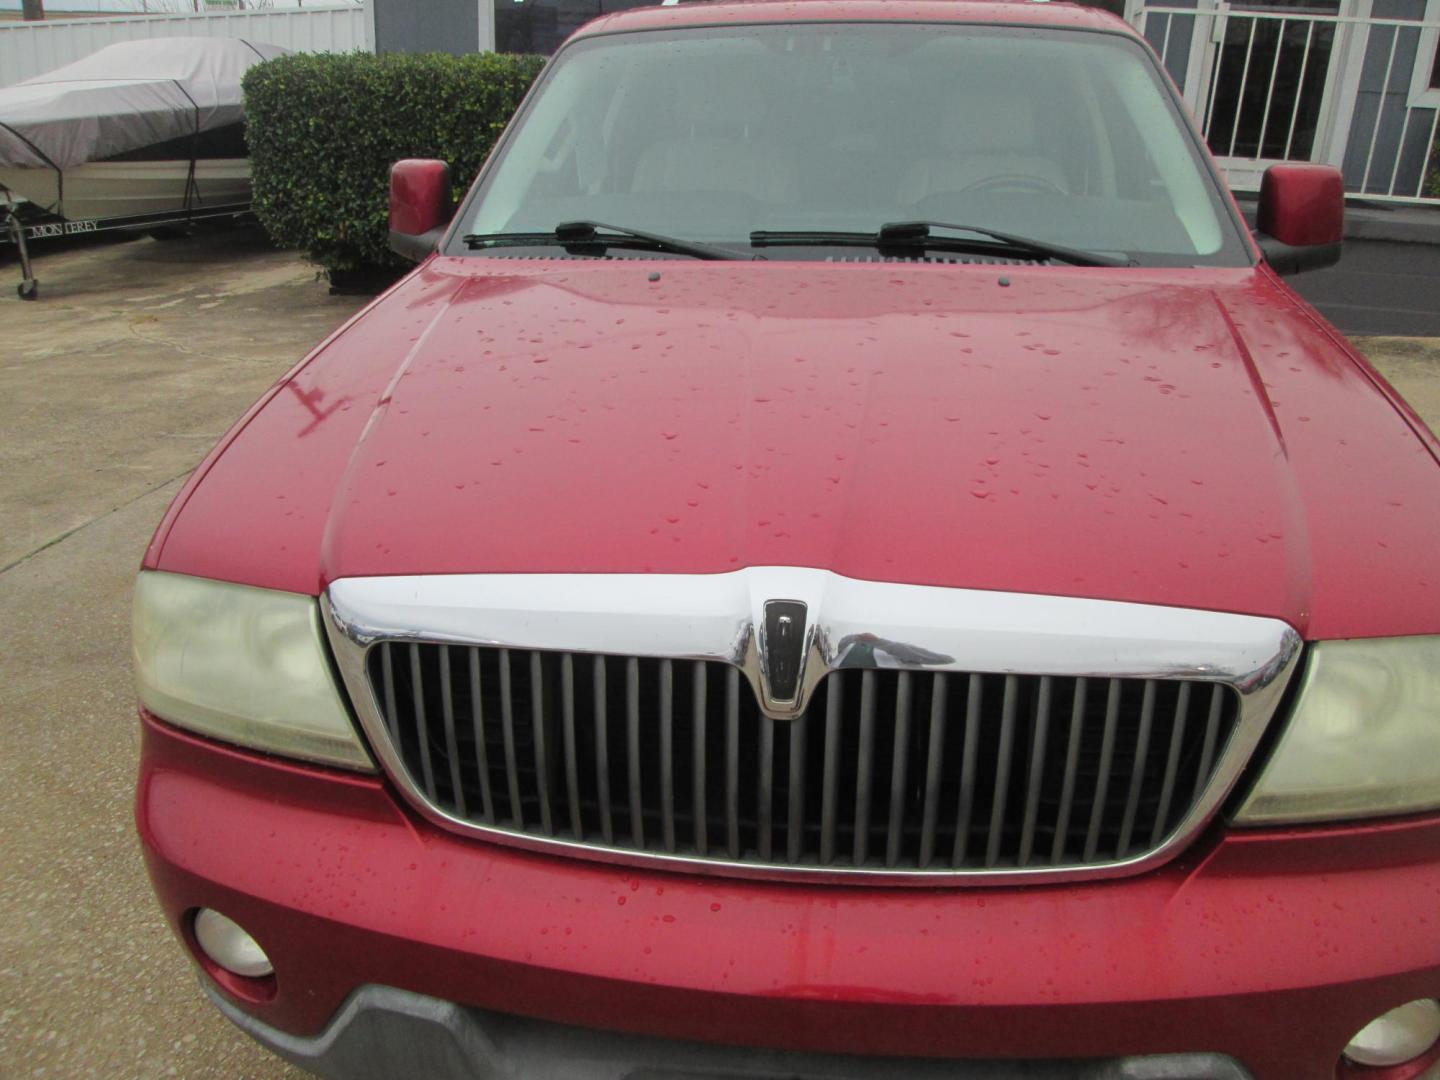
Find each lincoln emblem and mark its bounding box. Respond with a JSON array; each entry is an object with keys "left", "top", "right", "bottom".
[{"left": 761, "top": 599, "right": 809, "bottom": 708}]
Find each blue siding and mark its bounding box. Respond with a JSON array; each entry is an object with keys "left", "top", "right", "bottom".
[
  {"left": 1142, "top": 0, "right": 1199, "bottom": 90},
  {"left": 1342, "top": 0, "right": 1432, "bottom": 195}
]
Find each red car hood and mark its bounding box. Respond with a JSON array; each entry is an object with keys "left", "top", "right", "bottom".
[{"left": 151, "top": 258, "right": 1440, "bottom": 640}]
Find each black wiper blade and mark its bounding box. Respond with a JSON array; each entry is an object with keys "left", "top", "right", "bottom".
[
  {"left": 749, "top": 229, "right": 878, "bottom": 248},
  {"left": 749, "top": 224, "right": 1132, "bottom": 267},
  {"left": 463, "top": 220, "right": 752, "bottom": 261},
  {"left": 878, "top": 220, "right": 1133, "bottom": 267},
  {"left": 555, "top": 220, "right": 753, "bottom": 261}
]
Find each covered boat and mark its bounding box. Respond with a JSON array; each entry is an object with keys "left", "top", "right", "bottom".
[{"left": 0, "top": 37, "right": 288, "bottom": 223}]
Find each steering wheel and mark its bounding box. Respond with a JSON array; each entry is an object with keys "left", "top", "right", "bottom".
[{"left": 962, "top": 174, "right": 1067, "bottom": 197}]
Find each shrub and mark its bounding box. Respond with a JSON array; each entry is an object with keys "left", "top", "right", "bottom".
[{"left": 243, "top": 51, "right": 546, "bottom": 273}]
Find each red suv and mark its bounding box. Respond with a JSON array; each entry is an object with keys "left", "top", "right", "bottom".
[{"left": 133, "top": 2, "right": 1440, "bottom": 1078}]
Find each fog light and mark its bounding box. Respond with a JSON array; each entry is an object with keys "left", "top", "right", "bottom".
[
  {"left": 1344, "top": 999, "right": 1440, "bottom": 1068},
  {"left": 193, "top": 909, "right": 273, "bottom": 978}
]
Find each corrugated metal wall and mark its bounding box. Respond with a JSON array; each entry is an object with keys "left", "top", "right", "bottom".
[{"left": 0, "top": 4, "right": 370, "bottom": 88}]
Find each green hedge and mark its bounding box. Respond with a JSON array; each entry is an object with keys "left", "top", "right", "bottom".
[{"left": 243, "top": 51, "right": 546, "bottom": 273}]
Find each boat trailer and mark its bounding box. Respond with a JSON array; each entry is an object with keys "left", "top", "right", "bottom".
[
  {"left": 1, "top": 37, "right": 285, "bottom": 303},
  {"left": 1, "top": 199, "right": 251, "bottom": 301}
]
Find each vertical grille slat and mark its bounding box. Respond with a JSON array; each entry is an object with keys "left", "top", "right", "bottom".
[
  {"left": 1082, "top": 679, "right": 1123, "bottom": 862},
  {"left": 917, "top": 673, "right": 948, "bottom": 868},
  {"left": 984, "top": 674, "right": 1019, "bottom": 868},
  {"left": 409, "top": 644, "right": 438, "bottom": 801},
  {"left": 1017, "top": 675, "right": 1052, "bottom": 867},
  {"left": 561, "top": 653, "right": 582, "bottom": 840},
  {"left": 498, "top": 648, "right": 523, "bottom": 829},
  {"left": 757, "top": 715, "right": 775, "bottom": 861},
  {"left": 467, "top": 648, "right": 495, "bottom": 825},
  {"left": 852, "top": 670, "right": 878, "bottom": 866},
  {"left": 368, "top": 647, "right": 1244, "bottom": 877},
  {"left": 1150, "top": 682, "right": 1192, "bottom": 847},
  {"left": 626, "top": 657, "right": 644, "bottom": 849},
  {"left": 692, "top": 662, "right": 709, "bottom": 857},
  {"left": 819, "top": 674, "right": 842, "bottom": 865},
  {"left": 380, "top": 644, "right": 400, "bottom": 744},
  {"left": 786, "top": 713, "right": 808, "bottom": 864},
  {"left": 725, "top": 667, "right": 740, "bottom": 859},
  {"left": 1197, "top": 683, "right": 1225, "bottom": 785},
  {"left": 660, "top": 659, "right": 676, "bottom": 853},
  {"left": 439, "top": 647, "right": 467, "bottom": 819},
  {"left": 1115, "top": 679, "right": 1157, "bottom": 858},
  {"left": 885, "top": 673, "right": 913, "bottom": 869},
  {"left": 594, "top": 656, "right": 613, "bottom": 845},
  {"left": 530, "top": 651, "right": 554, "bottom": 837},
  {"left": 951, "top": 673, "right": 982, "bottom": 867},
  {"left": 1050, "top": 676, "right": 1087, "bottom": 865}
]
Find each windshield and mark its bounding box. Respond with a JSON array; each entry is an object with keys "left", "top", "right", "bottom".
[{"left": 461, "top": 23, "right": 1250, "bottom": 266}]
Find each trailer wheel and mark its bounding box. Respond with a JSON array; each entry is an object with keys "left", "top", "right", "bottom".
[{"left": 17, "top": 279, "right": 38, "bottom": 301}]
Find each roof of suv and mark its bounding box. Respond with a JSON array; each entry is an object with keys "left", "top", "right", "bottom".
[{"left": 573, "top": 0, "right": 1136, "bottom": 42}]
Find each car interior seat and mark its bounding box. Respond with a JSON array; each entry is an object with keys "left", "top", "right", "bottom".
[
  {"left": 630, "top": 77, "right": 801, "bottom": 204},
  {"left": 897, "top": 94, "right": 1068, "bottom": 205}
]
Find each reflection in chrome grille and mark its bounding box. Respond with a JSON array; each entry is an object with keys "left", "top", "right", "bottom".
[{"left": 365, "top": 643, "right": 1240, "bottom": 874}]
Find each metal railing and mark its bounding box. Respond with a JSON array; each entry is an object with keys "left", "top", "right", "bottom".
[{"left": 1136, "top": 4, "right": 1440, "bottom": 203}]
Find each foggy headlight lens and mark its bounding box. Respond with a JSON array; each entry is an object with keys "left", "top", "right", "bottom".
[
  {"left": 1236, "top": 637, "right": 1440, "bottom": 824},
  {"left": 133, "top": 571, "right": 372, "bottom": 770}
]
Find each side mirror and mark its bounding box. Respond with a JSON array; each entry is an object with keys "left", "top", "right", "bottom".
[
  {"left": 389, "top": 159, "right": 453, "bottom": 262},
  {"left": 1255, "top": 163, "right": 1343, "bottom": 276}
]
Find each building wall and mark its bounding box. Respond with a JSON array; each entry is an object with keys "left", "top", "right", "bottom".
[
  {"left": 493, "top": 0, "right": 648, "bottom": 56},
  {"left": 1140, "top": 0, "right": 1199, "bottom": 92},
  {"left": 1340, "top": 0, "right": 1438, "bottom": 197},
  {"left": 368, "top": 0, "right": 651, "bottom": 58},
  {"left": 372, "top": 0, "right": 483, "bottom": 56},
  {"left": 0, "top": 4, "right": 368, "bottom": 87}
]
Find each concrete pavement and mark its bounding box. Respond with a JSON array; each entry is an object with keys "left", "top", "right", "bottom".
[
  {"left": 1356, "top": 334, "right": 1440, "bottom": 426},
  {"left": 1, "top": 228, "right": 364, "bottom": 1079},
  {"left": 1, "top": 231, "right": 1437, "bottom": 1079}
]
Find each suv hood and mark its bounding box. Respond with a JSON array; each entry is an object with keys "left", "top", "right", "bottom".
[{"left": 151, "top": 258, "right": 1440, "bottom": 640}]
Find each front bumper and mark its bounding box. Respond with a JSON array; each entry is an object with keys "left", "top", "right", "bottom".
[
  {"left": 208, "top": 981, "right": 1253, "bottom": 1079},
  {"left": 137, "top": 713, "right": 1440, "bottom": 1080}
]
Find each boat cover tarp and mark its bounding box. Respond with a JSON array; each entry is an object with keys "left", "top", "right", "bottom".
[{"left": 0, "top": 37, "right": 289, "bottom": 170}]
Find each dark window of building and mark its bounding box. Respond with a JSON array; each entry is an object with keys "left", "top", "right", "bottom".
[
  {"left": 1205, "top": 0, "right": 1344, "bottom": 161},
  {"left": 496, "top": 0, "right": 657, "bottom": 56}
]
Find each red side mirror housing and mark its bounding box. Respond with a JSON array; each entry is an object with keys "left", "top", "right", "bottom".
[
  {"left": 389, "top": 159, "right": 453, "bottom": 261},
  {"left": 1255, "top": 164, "right": 1344, "bottom": 275}
]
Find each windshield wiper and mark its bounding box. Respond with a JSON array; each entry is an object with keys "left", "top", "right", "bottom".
[
  {"left": 464, "top": 220, "right": 752, "bottom": 261},
  {"left": 749, "top": 221, "right": 1131, "bottom": 267},
  {"left": 880, "top": 221, "right": 1133, "bottom": 267}
]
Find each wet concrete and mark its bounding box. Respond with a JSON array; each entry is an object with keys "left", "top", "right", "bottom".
[
  {"left": 1, "top": 228, "right": 362, "bottom": 1079},
  {"left": 1354, "top": 335, "right": 1440, "bottom": 430},
  {"left": 0, "top": 229, "right": 1437, "bottom": 1078},
  {"left": 1296, "top": 240, "right": 1440, "bottom": 338}
]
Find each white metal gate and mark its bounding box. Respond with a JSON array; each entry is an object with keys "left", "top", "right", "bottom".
[{"left": 1129, "top": 0, "right": 1440, "bottom": 202}]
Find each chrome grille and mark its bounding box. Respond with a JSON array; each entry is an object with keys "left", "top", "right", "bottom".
[{"left": 365, "top": 642, "right": 1240, "bottom": 874}]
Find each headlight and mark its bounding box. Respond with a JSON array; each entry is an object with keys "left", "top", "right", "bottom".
[
  {"left": 133, "top": 571, "right": 373, "bottom": 770},
  {"left": 1235, "top": 636, "right": 1440, "bottom": 824}
]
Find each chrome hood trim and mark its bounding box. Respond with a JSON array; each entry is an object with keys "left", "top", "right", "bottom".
[{"left": 324, "top": 568, "right": 1302, "bottom": 885}]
